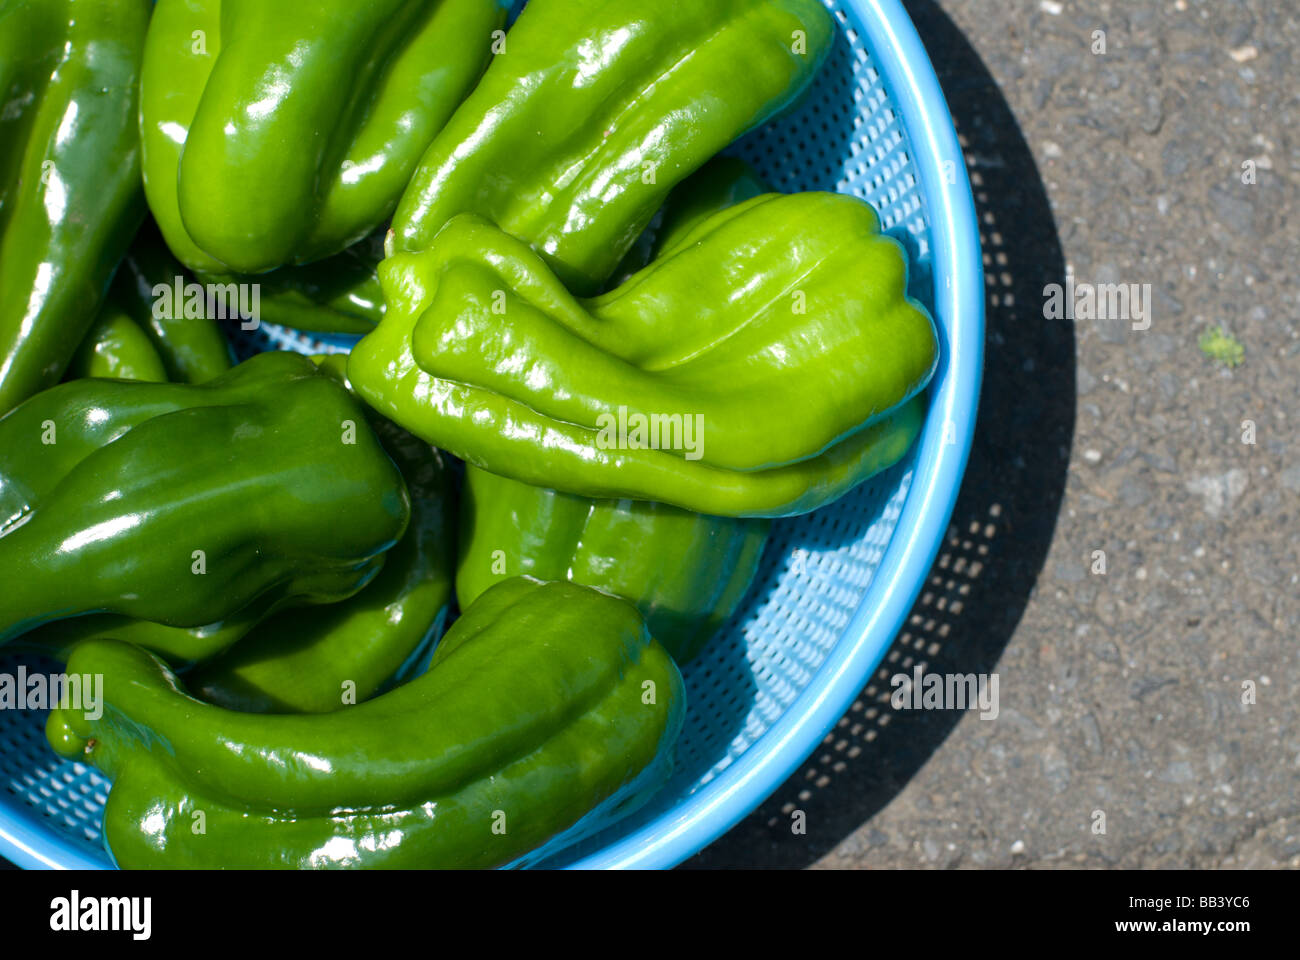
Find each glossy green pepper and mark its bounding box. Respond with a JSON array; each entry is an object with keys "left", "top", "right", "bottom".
[
  {"left": 21, "top": 600, "right": 296, "bottom": 671},
  {"left": 649, "top": 156, "right": 771, "bottom": 262},
  {"left": 389, "top": 0, "right": 834, "bottom": 295},
  {"left": 0, "top": 0, "right": 151, "bottom": 414},
  {"left": 350, "top": 193, "right": 936, "bottom": 518},
  {"left": 141, "top": 0, "right": 507, "bottom": 275},
  {"left": 20, "top": 356, "right": 450, "bottom": 676},
  {"left": 191, "top": 377, "right": 456, "bottom": 712},
  {"left": 110, "top": 222, "right": 233, "bottom": 383},
  {"left": 68, "top": 297, "right": 168, "bottom": 384},
  {"left": 0, "top": 351, "right": 409, "bottom": 646},
  {"left": 612, "top": 156, "right": 769, "bottom": 285},
  {"left": 49, "top": 577, "right": 685, "bottom": 869},
  {"left": 460, "top": 159, "right": 773, "bottom": 663},
  {"left": 459, "top": 466, "right": 768, "bottom": 663}
]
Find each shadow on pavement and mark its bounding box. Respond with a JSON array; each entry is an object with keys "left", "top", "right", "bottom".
[{"left": 685, "top": 0, "right": 1075, "bottom": 869}]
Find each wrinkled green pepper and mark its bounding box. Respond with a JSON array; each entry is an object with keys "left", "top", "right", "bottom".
[
  {"left": 109, "top": 222, "right": 233, "bottom": 383},
  {"left": 49, "top": 577, "right": 685, "bottom": 869},
  {"left": 612, "top": 155, "right": 769, "bottom": 285},
  {"left": 0, "top": 351, "right": 409, "bottom": 646},
  {"left": 460, "top": 159, "right": 772, "bottom": 663},
  {"left": 68, "top": 297, "right": 168, "bottom": 384},
  {"left": 190, "top": 360, "right": 456, "bottom": 712},
  {"left": 141, "top": 0, "right": 507, "bottom": 275},
  {"left": 0, "top": 0, "right": 151, "bottom": 414},
  {"left": 459, "top": 466, "right": 767, "bottom": 663},
  {"left": 390, "top": 0, "right": 834, "bottom": 295},
  {"left": 649, "top": 156, "right": 771, "bottom": 262},
  {"left": 351, "top": 192, "right": 936, "bottom": 518}
]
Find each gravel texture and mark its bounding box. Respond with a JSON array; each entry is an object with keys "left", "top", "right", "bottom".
[{"left": 688, "top": 0, "right": 1298, "bottom": 870}]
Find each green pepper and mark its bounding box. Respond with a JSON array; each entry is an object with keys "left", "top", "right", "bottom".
[
  {"left": 19, "top": 357, "right": 450, "bottom": 676},
  {"left": 351, "top": 193, "right": 936, "bottom": 518},
  {"left": 459, "top": 466, "right": 767, "bottom": 663},
  {"left": 68, "top": 297, "right": 168, "bottom": 384},
  {"left": 459, "top": 159, "right": 772, "bottom": 663},
  {"left": 20, "top": 601, "right": 294, "bottom": 671},
  {"left": 611, "top": 156, "right": 769, "bottom": 286},
  {"left": 0, "top": 0, "right": 151, "bottom": 414},
  {"left": 0, "top": 351, "right": 409, "bottom": 647},
  {"left": 391, "top": 0, "right": 833, "bottom": 295},
  {"left": 213, "top": 231, "right": 387, "bottom": 335},
  {"left": 649, "top": 156, "right": 771, "bottom": 262},
  {"left": 190, "top": 402, "right": 456, "bottom": 713},
  {"left": 48, "top": 577, "right": 685, "bottom": 869},
  {"left": 14, "top": 354, "right": 339, "bottom": 667},
  {"left": 248, "top": 156, "right": 764, "bottom": 338},
  {"left": 110, "top": 222, "right": 233, "bottom": 383},
  {"left": 390, "top": 0, "right": 833, "bottom": 295},
  {"left": 141, "top": 0, "right": 507, "bottom": 275}
]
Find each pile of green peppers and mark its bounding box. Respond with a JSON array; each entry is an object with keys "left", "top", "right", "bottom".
[{"left": 0, "top": 0, "right": 938, "bottom": 869}]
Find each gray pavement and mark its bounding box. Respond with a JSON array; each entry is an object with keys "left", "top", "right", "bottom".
[{"left": 689, "top": 0, "right": 1299, "bottom": 869}]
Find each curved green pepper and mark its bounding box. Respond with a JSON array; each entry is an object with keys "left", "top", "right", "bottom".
[
  {"left": 141, "top": 0, "right": 507, "bottom": 275},
  {"left": 0, "top": 351, "right": 409, "bottom": 645},
  {"left": 351, "top": 193, "right": 936, "bottom": 517},
  {"left": 10, "top": 353, "right": 400, "bottom": 668},
  {"left": 391, "top": 0, "right": 833, "bottom": 295},
  {"left": 190, "top": 418, "right": 456, "bottom": 713},
  {"left": 49, "top": 577, "right": 685, "bottom": 869},
  {"left": 651, "top": 156, "right": 771, "bottom": 262},
  {"left": 69, "top": 297, "right": 168, "bottom": 384},
  {"left": 612, "top": 156, "right": 769, "bottom": 286},
  {"left": 110, "top": 222, "right": 233, "bottom": 383},
  {"left": 18, "top": 360, "right": 450, "bottom": 675},
  {"left": 0, "top": 0, "right": 151, "bottom": 414},
  {"left": 19, "top": 600, "right": 292, "bottom": 671},
  {"left": 248, "top": 157, "right": 766, "bottom": 337},
  {"left": 459, "top": 466, "right": 767, "bottom": 663}
]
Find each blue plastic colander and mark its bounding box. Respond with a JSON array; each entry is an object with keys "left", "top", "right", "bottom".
[{"left": 0, "top": 0, "right": 982, "bottom": 870}]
